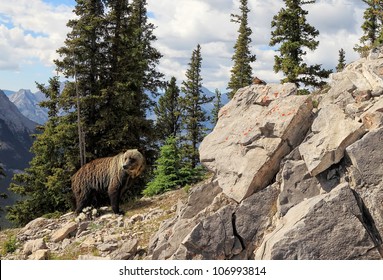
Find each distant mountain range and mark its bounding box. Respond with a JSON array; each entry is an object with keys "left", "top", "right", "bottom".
[
  {"left": 0, "top": 89, "right": 38, "bottom": 227},
  {"left": 4, "top": 89, "right": 48, "bottom": 124},
  {"left": 9, "top": 89, "right": 48, "bottom": 125},
  {"left": 3, "top": 85, "right": 228, "bottom": 127}
]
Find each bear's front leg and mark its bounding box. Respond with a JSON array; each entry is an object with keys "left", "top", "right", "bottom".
[{"left": 108, "top": 187, "right": 124, "bottom": 215}]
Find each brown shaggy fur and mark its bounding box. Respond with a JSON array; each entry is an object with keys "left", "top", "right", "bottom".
[{"left": 71, "top": 149, "right": 145, "bottom": 214}]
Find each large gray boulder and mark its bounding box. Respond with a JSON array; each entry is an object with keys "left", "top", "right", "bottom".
[
  {"left": 148, "top": 180, "right": 279, "bottom": 260},
  {"left": 278, "top": 159, "right": 321, "bottom": 216},
  {"left": 346, "top": 127, "right": 383, "bottom": 236},
  {"left": 255, "top": 184, "right": 382, "bottom": 260},
  {"left": 346, "top": 127, "right": 383, "bottom": 186},
  {"left": 200, "top": 83, "right": 313, "bottom": 202},
  {"left": 299, "top": 104, "right": 366, "bottom": 176}
]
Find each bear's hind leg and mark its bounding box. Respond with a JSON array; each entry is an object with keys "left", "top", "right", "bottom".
[{"left": 75, "top": 190, "right": 94, "bottom": 214}]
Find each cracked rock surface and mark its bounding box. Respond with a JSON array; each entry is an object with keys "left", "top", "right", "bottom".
[{"left": 149, "top": 47, "right": 383, "bottom": 260}]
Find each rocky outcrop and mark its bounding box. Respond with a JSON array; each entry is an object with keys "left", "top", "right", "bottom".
[
  {"left": 256, "top": 183, "right": 382, "bottom": 260},
  {"left": 199, "top": 83, "right": 313, "bottom": 202},
  {"left": 149, "top": 181, "right": 277, "bottom": 260},
  {"left": 149, "top": 47, "right": 383, "bottom": 260},
  {"left": 299, "top": 104, "right": 365, "bottom": 176}
]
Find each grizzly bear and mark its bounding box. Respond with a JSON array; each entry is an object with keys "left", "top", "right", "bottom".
[{"left": 71, "top": 149, "right": 145, "bottom": 214}]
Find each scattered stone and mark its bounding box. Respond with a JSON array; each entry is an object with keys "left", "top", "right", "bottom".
[
  {"left": 28, "top": 249, "right": 49, "bottom": 260},
  {"left": 110, "top": 239, "right": 138, "bottom": 260},
  {"left": 78, "top": 255, "right": 111, "bottom": 260},
  {"left": 50, "top": 222, "right": 78, "bottom": 243},
  {"left": 145, "top": 208, "right": 164, "bottom": 220},
  {"left": 371, "top": 86, "right": 383, "bottom": 97},
  {"left": 128, "top": 214, "right": 144, "bottom": 224},
  {"left": 98, "top": 243, "right": 118, "bottom": 252},
  {"left": 23, "top": 238, "right": 47, "bottom": 255}
]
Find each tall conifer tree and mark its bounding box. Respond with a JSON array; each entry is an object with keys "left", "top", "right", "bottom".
[
  {"left": 181, "top": 44, "right": 213, "bottom": 169},
  {"left": 96, "top": 0, "right": 163, "bottom": 158},
  {"left": 227, "top": 0, "right": 256, "bottom": 99},
  {"left": 336, "top": 48, "right": 346, "bottom": 72},
  {"left": 355, "top": 0, "right": 383, "bottom": 57},
  {"left": 211, "top": 89, "right": 222, "bottom": 126},
  {"left": 9, "top": 0, "right": 164, "bottom": 224},
  {"left": 269, "top": 0, "right": 331, "bottom": 88},
  {"left": 54, "top": 0, "right": 163, "bottom": 161},
  {"left": 8, "top": 77, "right": 77, "bottom": 225},
  {"left": 154, "top": 77, "right": 182, "bottom": 142},
  {"left": 55, "top": 0, "right": 107, "bottom": 159}
]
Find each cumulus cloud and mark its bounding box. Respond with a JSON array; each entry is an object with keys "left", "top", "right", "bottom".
[
  {"left": 0, "top": 0, "right": 73, "bottom": 71},
  {"left": 148, "top": 0, "right": 368, "bottom": 90},
  {"left": 0, "top": 0, "right": 369, "bottom": 92}
]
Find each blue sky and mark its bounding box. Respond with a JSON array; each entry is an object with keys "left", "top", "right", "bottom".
[{"left": 0, "top": 0, "right": 366, "bottom": 93}]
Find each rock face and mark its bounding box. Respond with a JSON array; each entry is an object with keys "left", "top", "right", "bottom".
[
  {"left": 149, "top": 47, "right": 383, "bottom": 260},
  {"left": 299, "top": 104, "right": 365, "bottom": 176},
  {"left": 0, "top": 90, "right": 37, "bottom": 228},
  {"left": 200, "top": 83, "right": 313, "bottom": 202},
  {"left": 256, "top": 184, "right": 382, "bottom": 260}
]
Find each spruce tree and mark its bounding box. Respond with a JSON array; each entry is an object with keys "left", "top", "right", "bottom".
[
  {"left": 336, "top": 48, "right": 346, "bottom": 72},
  {"left": 55, "top": 0, "right": 107, "bottom": 160},
  {"left": 154, "top": 77, "right": 182, "bottom": 142},
  {"left": 211, "top": 88, "right": 222, "bottom": 126},
  {"left": 8, "top": 77, "right": 77, "bottom": 225},
  {"left": 181, "top": 44, "right": 213, "bottom": 169},
  {"left": 97, "top": 0, "right": 163, "bottom": 162},
  {"left": 227, "top": 0, "right": 256, "bottom": 99},
  {"left": 143, "top": 136, "right": 182, "bottom": 196},
  {"left": 269, "top": 0, "right": 332, "bottom": 88},
  {"left": 354, "top": 0, "right": 383, "bottom": 57},
  {"left": 55, "top": 0, "right": 163, "bottom": 160},
  {"left": 8, "top": 0, "right": 164, "bottom": 224}
]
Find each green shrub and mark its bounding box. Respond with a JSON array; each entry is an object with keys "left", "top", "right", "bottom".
[{"left": 3, "top": 235, "right": 17, "bottom": 254}]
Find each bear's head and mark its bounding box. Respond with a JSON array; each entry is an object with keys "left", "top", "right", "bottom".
[{"left": 121, "top": 149, "right": 145, "bottom": 178}]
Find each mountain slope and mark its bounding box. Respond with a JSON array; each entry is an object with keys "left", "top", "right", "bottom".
[
  {"left": 9, "top": 89, "right": 48, "bottom": 124},
  {"left": 1, "top": 90, "right": 15, "bottom": 97},
  {"left": 0, "top": 90, "right": 37, "bottom": 227}
]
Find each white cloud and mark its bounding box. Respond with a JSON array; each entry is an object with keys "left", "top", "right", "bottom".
[
  {"left": 148, "top": 0, "right": 367, "bottom": 91},
  {"left": 306, "top": 0, "right": 363, "bottom": 34},
  {"left": 0, "top": 0, "right": 369, "bottom": 92},
  {"left": 0, "top": 0, "right": 73, "bottom": 71}
]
